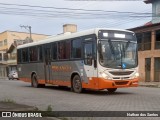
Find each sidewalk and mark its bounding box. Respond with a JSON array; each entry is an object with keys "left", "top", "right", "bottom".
[
  {"left": 0, "top": 77, "right": 8, "bottom": 80},
  {"left": 0, "top": 102, "right": 35, "bottom": 111},
  {"left": 139, "top": 82, "right": 160, "bottom": 88}
]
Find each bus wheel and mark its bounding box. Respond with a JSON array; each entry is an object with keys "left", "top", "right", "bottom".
[
  {"left": 38, "top": 84, "right": 45, "bottom": 88},
  {"left": 72, "top": 75, "right": 82, "bottom": 93},
  {"left": 31, "top": 74, "right": 39, "bottom": 88},
  {"left": 107, "top": 88, "right": 117, "bottom": 93}
]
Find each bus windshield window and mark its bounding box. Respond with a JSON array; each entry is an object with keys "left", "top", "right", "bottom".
[{"left": 99, "top": 40, "right": 137, "bottom": 69}]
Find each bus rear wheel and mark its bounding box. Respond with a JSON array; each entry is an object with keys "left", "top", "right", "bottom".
[
  {"left": 72, "top": 75, "right": 82, "bottom": 93},
  {"left": 107, "top": 88, "right": 117, "bottom": 93}
]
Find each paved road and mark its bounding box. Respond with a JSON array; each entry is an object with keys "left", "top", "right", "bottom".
[{"left": 0, "top": 79, "right": 160, "bottom": 120}]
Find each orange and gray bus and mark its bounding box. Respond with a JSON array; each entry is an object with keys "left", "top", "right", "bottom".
[{"left": 17, "top": 28, "right": 139, "bottom": 93}]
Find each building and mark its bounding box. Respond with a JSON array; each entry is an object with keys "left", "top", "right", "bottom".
[
  {"left": 0, "top": 31, "right": 49, "bottom": 78},
  {"left": 144, "top": 0, "right": 160, "bottom": 24},
  {"left": 130, "top": 0, "right": 160, "bottom": 82},
  {"left": 63, "top": 24, "right": 77, "bottom": 33},
  {"left": 0, "top": 24, "right": 76, "bottom": 78}
]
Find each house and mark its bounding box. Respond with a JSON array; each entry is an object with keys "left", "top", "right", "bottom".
[
  {"left": 130, "top": 0, "right": 160, "bottom": 82},
  {"left": 0, "top": 31, "right": 49, "bottom": 78}
]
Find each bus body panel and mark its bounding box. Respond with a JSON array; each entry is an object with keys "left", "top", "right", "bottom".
[
  {"left": 18, "top": 60, "right": 98, "bottom": 87},
  {"left": 18, "top": 62, "right": 45, "bottom": 82}
]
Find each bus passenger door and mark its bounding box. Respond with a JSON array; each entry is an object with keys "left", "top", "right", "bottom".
[
  {"left": 83, "top": 35, "right": 97, "bottom": 87},
  {"left": 44, "top": 44, "right": 52, "bottom": 83}
]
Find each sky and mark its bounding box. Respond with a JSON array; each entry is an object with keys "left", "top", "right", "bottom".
[{"left": 0, "top": 0, "right": 152, "bottom": 35}]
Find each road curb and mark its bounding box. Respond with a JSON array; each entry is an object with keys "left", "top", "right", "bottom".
[{"left": 139, "top": 82, "right": 160, "bottom": 88}]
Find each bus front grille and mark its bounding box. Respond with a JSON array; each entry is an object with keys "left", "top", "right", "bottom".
[
  {"left": 109, "top": 71, "right": 133, "bottom": 76},
  {"left": 115, "top": 81, "right": 129, "bottom": 85}
]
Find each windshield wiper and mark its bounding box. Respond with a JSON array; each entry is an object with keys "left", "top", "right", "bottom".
[
  {"left": 125, "top": 41, "right": 130, "bottom": 51},
  {"left": 121, "top": 41, "right": 130, "bottom": 58},
  {"left": 108, "top": 39, "right": 116, "bottom": 60},
  {"left": 98, "top": 42, "right": 104, "bottom": 63},
  {"left": 120, "top": 41, "right": 131, "bottom": 69}
]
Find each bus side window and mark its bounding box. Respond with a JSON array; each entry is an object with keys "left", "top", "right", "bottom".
[
  {"left": 22, "top": 48, "right": 29, "bottom": 62},
  {"left": 84, "top": 43, "right": 92, "bottom": 65},
  {"left": 17, "top": 49, "right": 21, "bottom": 63},
  {"left": 58, "top": 41, "right": 70, "bottom": 60},
  {"left": 29, "top": 47, "right": 38, "bottom": 62},
  {"left": 71, "top": 38, "right": 82, "bottom": 59},
  {"left": 52, "top": 43, "right": 57, "bottom": 60},
  {"left": 38, "top": 46, "right": 43, "bottom": 61}
]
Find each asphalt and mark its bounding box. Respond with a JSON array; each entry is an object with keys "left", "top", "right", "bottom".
[
  {"left": 0, "top": 79, "right": 160, "bottom": 120},
  {"left": 0, "top": 81, "right": 159, "bottom": 112}
]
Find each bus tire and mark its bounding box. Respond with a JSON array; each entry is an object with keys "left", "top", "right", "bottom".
[
  {"left": 72, "top": 75, "right": 82, "bottom": 93},
  {"left": 39, "top": 84, "right": 45, "bottom": 88},
  {"left": 31, "top": 74, "right": 39, "bottom": 88},
  {"left": 107, "top": 88, "right": 117, "bottom": 93}
]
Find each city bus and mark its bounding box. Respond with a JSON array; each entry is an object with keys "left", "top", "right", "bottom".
[{"left": 17, "top": 28, "right": 139, "bottom": 93}]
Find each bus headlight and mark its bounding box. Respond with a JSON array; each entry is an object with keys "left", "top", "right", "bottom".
[
  {"left": 100, "top": 72, "right": 112, "bottom": 80},
  {"left": 101, "top": 73, "right": 107, "bottom": 78},
  {"left": 135, "top": 72, "right": 139, "bottom": 78},
  {"left": 131, "top": 72, "right": 139, "bottom": 79}
]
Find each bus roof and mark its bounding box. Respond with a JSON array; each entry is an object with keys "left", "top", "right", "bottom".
[{"left": 17, "top": 28, "right": 133, "bottom": 49}]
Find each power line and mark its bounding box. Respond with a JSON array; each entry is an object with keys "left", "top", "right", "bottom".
[
  {"left": 1, "top": 8, "right": 151, "bottom": 32},
  {"left": 0, "top": 2, "right": 153, "bottom": 32},
  {"left": 78, "top": 9, "right": 151, "bottom": 30},
  {"left": 0, "top": 2, "right": 154, "bottom": 20},
  {"left": 0, "top": 6, "right": 154, "bottom": 19},
  {"left": 0, "top": 2, "right": 152, "bottom": 14},
  {"left": 0, "top": 10, "right": 153, "bottom": 19},
  {"left": 0, "top": 6, "right": 151, "bottom": 16}
]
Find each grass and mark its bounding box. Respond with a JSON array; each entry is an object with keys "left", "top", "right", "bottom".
[
  {"left": 33, "top": 106, "right": 40, "bottom": 111},
  {"left": 46, "top": 105, "right": 53, "bottom": 111}
]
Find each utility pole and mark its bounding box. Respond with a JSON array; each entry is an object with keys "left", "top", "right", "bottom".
[{"left": 20, "top": 25, "right": 32, "bottom": 43}]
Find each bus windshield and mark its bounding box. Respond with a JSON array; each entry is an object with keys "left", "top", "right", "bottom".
[{"left": 99, "top": 40, "right": 138, "bottom": 69}]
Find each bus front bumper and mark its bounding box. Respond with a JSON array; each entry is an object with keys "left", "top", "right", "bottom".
[{"left": 82, "top": 77, "right": 139, "bottom": 90}]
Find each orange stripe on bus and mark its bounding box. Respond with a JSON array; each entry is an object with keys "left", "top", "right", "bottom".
[
  {"left": 38, "top": 80, "right": 45, "bottom": 84},
  {"left": 45, "top": 80, "right": 71, "bottom": 86},
  {"left": 52, "top": 81, "right": 71, "bottom": 86},
  {"left": 19, "top": 77, "right": 138, "bottom": 89},
  {"left": 19, "top": 78, "right": 71, "bottom": 86}
]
